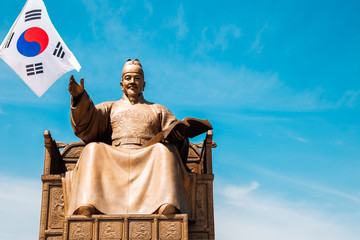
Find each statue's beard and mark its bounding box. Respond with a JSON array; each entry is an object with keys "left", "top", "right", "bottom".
[{"left": 125, "top": 91, "right": 142, "bottom": 104}]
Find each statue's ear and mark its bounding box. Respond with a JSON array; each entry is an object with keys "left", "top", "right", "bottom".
[
  {"left": 120, "top": 81, "right": 124, "bottom": 91},
  {"left": 143, "top": 81, "right": 146, "bottom": 91}
]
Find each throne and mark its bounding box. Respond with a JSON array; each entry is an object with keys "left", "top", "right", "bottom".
[{"left": 39, "top": 130, "right": 216, "bottom": 240}]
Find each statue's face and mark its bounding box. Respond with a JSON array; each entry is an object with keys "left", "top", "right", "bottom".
[{"left": 121, "top": 72, "right": 145, "bottom": 98}]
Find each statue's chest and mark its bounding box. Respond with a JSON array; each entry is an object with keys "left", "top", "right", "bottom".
[{"left": 109, "top": 104, "right": 160, "bottom": 138}]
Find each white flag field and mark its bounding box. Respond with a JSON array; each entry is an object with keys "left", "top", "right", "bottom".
[{"left": 0, "top": 0, "right": 81, "bottom": 97}]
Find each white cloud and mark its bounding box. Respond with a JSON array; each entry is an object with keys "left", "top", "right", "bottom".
[
  {"left": 246, "top": 165, "right": 360, "bottom": 204},
  {"left": 168, "top": 4, "right": 188, "bottom": 39},
  {"left": 214, "top": 24, "right": 242, "bottom": 50},
  {"left": 248, "top": 23, "right": 268, "bottom": 54},
  {"left": 147, "top": 60, "right": 338, "bottom": 111},
  {"left": 144, "top": 1, "right": 153, "bottom": 17},
  {"left": 215, "top": 181, "right": 360, "bottom": 240},
  {"left": 0, "top": 175, "right": 41, "bottom": 240},
  {"left": 336, "top": 90, "right": 360, "bottom": 108},
  {"left": 291, "top": 136, "right": 308, "bottom": 142},
  {"left": 223, "top": 181, "right": 260, "bottom": 201},
  {"left": 79, "top": 0, "right": 142, "bottom": 43},
  {"left": 194, "top": 24, "right": 242, "bottom": 54}
]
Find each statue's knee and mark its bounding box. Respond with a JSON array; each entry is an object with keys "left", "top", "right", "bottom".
[{"left": 84, "top": 142, "right": 104, "bottom": 154}]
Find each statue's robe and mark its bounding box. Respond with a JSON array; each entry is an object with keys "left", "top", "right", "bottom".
[{"left": 62, "top": 91, "right": 192, "bottom": 215}]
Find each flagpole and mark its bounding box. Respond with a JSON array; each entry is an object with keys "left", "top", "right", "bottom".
[{"left": 0, "top": 0, "right": 30, "bottom": 54}]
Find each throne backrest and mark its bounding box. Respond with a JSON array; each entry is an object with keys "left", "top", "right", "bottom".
[{"left": 43, "top": 130, "right": 215, "bottom": 176}]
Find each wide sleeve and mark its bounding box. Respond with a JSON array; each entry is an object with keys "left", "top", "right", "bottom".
[
  {"left": 157, "top": 104, "right": 190, "bottom": 168},
  {"left": 70, "top": 91, "right": 112, "bottom": 144},
  {"left": 157, "top": 104, "right": 177, "bottom": 131}
]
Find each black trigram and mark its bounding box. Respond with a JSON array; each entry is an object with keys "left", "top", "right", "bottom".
[
  {"left": 25, "top": 9, "right": 42, "bottom": 22},
  {"left": 26, "top": 63, "right": 44, "bottom": 76},
  {"left": 4, "top": 32, "right": 14, "bottom": 48},
  {"left": 53, "top": 42, "right": 65, "bottom": 58}
]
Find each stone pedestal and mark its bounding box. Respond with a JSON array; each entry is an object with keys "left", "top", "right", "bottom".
[{"left": 62, "top": 214, "right": 188, "bottom": 240}]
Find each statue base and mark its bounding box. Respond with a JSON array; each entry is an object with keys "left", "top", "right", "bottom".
[{"left": 62, "top": 214, "right": 188, "bottom": 240}]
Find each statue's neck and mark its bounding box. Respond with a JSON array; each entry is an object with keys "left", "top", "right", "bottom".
[{"left": 122, "top": 93, "right": 145, "bottom": 105}]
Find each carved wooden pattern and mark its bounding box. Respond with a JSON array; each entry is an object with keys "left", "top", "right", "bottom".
[
  {"left": 187, "top": 144, "right": 201, "bottom": 160},
  {"left": 129, "top": 221, "right": 152, "bottom": 240},
  {"left": 49, "top": 187, "right": 64, "bottom": 229},
  {"left": 40, "top": 185, "right": 49, "bottom": 236},
  {"left": 99, "top": 221, "right": 122, "bottom": 240},
  {"left": 61, "top": 142, "right": 85, "bottom": 158},
  {"left": 65, "top": 163, "right": 77, "bottom": 171},
  {"left": 186, "top": 163, "right": 201, "bottom": 174},
  {"left": 69, "top": 221, "right": 92, "bottom": 240},
  {"left": 187, "top": 163, "right": 197, "bottom": 172},
  {"left": 159, "top": 221, "right": 182, "bottom": 240},
  {"left": 63, "top": 146, "right": 84, "bottom": 158},
  {"left": 195, "top": 184, "right": 208, "bottom": 227}
]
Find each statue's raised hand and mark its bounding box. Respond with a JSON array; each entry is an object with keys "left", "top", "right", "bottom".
[{"left": 68, "top": 75, "right": 84, "bottom": 97}]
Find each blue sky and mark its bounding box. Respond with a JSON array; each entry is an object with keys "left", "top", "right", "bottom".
[{"left": 1, "top": 0, "right": 360, "bottom": 239}]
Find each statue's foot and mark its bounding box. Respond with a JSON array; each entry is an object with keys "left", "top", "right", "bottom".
[
  {"left": 158, "top": 204, "right": 176, "bottom": 215},
  {"left": 74, "top": 205, "right": 100, "bottom": 216}
]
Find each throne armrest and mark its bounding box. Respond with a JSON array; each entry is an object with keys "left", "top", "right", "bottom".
[
  {"left": 186, "top": 130, "right": 216, "bottom": 174},
  {"left": 201, "top": 130, "right": 215, "bottom": 174},
  {"left": 43, "top": 130, "right": 65, "bottom": 175},
  {"left": 60, "top": 141, "right": 86, "bottom": 171}
]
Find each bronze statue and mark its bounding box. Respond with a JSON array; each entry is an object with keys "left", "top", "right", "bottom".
[{"left": 62, "top": 59, "right": 194, "bottom": 216}]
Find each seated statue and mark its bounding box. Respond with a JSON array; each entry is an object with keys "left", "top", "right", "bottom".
[{"left": 62, "top": 59, "right": 196, "bottom": 216}]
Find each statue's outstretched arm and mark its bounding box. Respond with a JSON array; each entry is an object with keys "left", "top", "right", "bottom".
[{"left": 69, "top": 76, "right": 111, "bottom": 144}]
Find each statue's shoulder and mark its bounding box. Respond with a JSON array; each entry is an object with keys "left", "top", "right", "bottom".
[
  {"left": 145, "top": 101, "right": 171, "bottom": 113},
  {"left": 95, "top": 100, "right": 116, "bottom": 111}
]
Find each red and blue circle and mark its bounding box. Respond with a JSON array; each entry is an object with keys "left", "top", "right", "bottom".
[{"left": 16, "top": 27, "right": 49, "bottom": 57}]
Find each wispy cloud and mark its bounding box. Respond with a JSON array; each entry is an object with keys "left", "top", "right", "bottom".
[
  {"left": 0, "top": 175, "right": 41, "bottom": 240},
  {"left": 247, "top": 165, "right": 360, "bottom": 204},
  {"left": 144, "top": 0, "right": 153, "bottom": 17},
  {"left": 215, "top": 181, "right": 360, "bottom": 240},
  {"left": 80, "top": 0, "right": 130, "bottom": 38},
  {"left": 336, "top": 90, "right": 360, "bottom": 108},
  {"left": 290, "top": 136, "right": 308, "bottom": 142},
  {"left": 223, "top": 181, "right": 260, "bottom": 202},
  {"left": 214, "top": 24, "right": 242, "bottom": 50},
  {"left": 168, "top": 4, "right": 188, "bottom": 39},
  {"left": 248, "top": 23, "right": 268, "bottom": 54},
  {"left": 281, "top": 128, "right": 309, "bottom": 143},
  {"left": 194, "top": 24, "right": 242, "bottom": 54},
  {"left": 148, "top": 60, "right": 338, "bottom": 111}
]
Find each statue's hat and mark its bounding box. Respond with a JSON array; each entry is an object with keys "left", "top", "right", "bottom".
[{"left": 122, "top": 59, "right": 144, "bottom": 78}]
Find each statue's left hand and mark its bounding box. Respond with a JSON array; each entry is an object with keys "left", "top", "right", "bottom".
[{"left": 168, "top": 129, "right": 185, "bottom": 143}]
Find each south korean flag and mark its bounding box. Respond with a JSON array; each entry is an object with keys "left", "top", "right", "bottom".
[{"left": 0, "top": 0, "right": 81, "bottom": 97}]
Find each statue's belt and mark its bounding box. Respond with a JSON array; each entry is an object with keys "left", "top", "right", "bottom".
[{"left": 112, "top": 138, "right": 149, "bottom": 146}]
